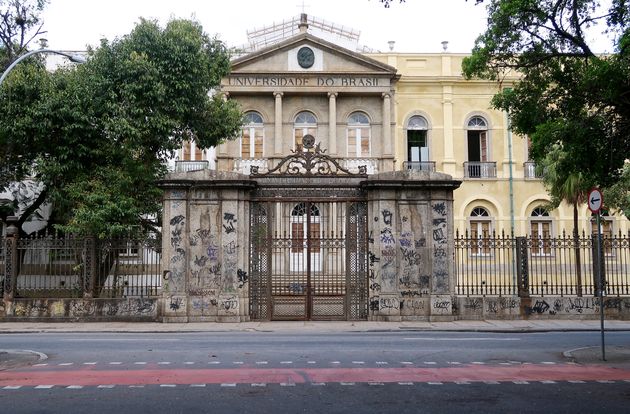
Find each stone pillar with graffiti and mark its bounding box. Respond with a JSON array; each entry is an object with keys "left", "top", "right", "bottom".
[
  {"left": 364, "top": 170, "right": 460, "bottom": 321},
  {"left": 159, "top": 170, "right": 255, "bottom": 322}
]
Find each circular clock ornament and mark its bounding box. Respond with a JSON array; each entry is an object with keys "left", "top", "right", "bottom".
[
  {"left": 302, "top": 134, "right": 315, "bottom": 149},
  {"left": 297, "top": 47, "right": 315, "bottom": 68}
]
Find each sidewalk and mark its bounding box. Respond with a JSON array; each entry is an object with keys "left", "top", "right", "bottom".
[{"left": 1, "top": 319, "right": 629, "bottom": 334}]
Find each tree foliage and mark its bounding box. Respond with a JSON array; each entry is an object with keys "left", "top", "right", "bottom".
[
  {"left": 0, "top": 18, "right": 242, "bottom": 237},
  {"left": 463, "top": 0, "right": 630, "bottom": 219},
  {"left": 0, "top": 0, "right": 48, "bottom": 70}
]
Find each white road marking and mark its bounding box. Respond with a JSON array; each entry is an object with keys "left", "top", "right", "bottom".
[
  {"left": 340, "top": 382, "right": 355, "bottom": 386},
  {"left": 3, "top": 386, "right": 21, "bottom": 389},
  {"left": 423, "top": 362, "right": 437, "bottom": 365},
  {"left": 35, "top": 385, "right": 54, "bottom": 389},
  {"left": 66, "top": 385, "right": 83, "bottom": 389},
  {"left": 513, "top": 381, "right": 529, "bottom": 384},
  {"left": 233, "top": 361, "right": 244, "bottom": 365},
  {"left": 330, "top": 361, "right": 340, "bottom": 364},
  {"left": 311, "top": 383, "right": 326, "bottom": 386},
  {"left": 428, "top": 382, "right": 443, "bottom": 385},
  {"left": 221, "top": 383, "right": 236, "bottom": 387},
  {"left": 280, "top": 361, "right": 293, "bottom": 364},
  {"left": 83, "top": 362, "right": 97, "bottom": 365},
  {"left": 97, "top": 385, "right": 115, "bottom": 388},
  {"left": 280, "top": 383, "right": 295, "bottom": 387},
  {"left": 158, "top": 362, "right": 171, "bottom": 365},
  {"left": 134, "top": 362, "right": 147, "bottom": 365},
  {"left": 109, "top": 362, "right": 122, "bottom": 365},
  {"left": 251, "top": 383, "right": 266, "bottom": 387},
  {"left": 129, "top": 385, "right": 145, "bottom": 388},
  {"left": 569, "top": 380, "right": 586, "bottom": 384},
  {"left": 307, "top": 361, "right": 316, "bottom": 364},
  {"left": 455, "top": 381, "right": 471, "bottom": 385},
  {"left": 256, "top": 361, "right": 268, "bottom": 365},
  {"left": 398, "top": 382, "right": 414, "bottom": 385},
  {"left": 58, "top": 363, "right": 73, "bottom": 366},
  {"left": 471, "top": 362, "right": 485, "bottom": 365},
  {"left": 447, "top": 362, "right": 461, "bottom": 365},
  {"left": 404, "top": 337, "right": 520, "bottom": 341},
  {"left": 184, "top": 362, "right": 195, "bottom": 365},
  {"left": 208, "top": 361, "right": 221, "bottom": 365},
  {"left": 540, "top": 380, "right": 556, "bottom": 384},
  {"left": 190, "top": 384, "right": 206, "bottom": 387},
  {"left": 352, "top": 361, "right": 365, "bottom": 365},
  {"left": 597, "top": 380, "right": 615, "bottom": 384},
  {"left": 33, "top": 363, "right": 48, "bottom": 367},
  {"left": 541, "top": 362, "right": 556, "bottom": 365},
  {"left": 376, "top": 361, "right": 388, "bottom": 365},
  {"left": 368, "top": 382, "right": 384, "bottom": 386},
  {"left": 160, "top": 384, "right": 176, "bottom": 387},
  {"left": 484, "top": 381, "right": 500, "bottom": 385},
  {"left": 400, "top": 361, "right": 413, "bottom": 365}
]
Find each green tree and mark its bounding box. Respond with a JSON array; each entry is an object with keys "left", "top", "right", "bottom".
[
  {"left": 462, "top": 0, "right": 630, "bottom": 219},
  {"left": 0, "top": 18, "right": 242, "bottom": 237},
  {"left": 0, "top": 0, "right": 48, "bottom": 70},
  {"left": 537, "top": 143, "right": 590, "bottom": 295}
]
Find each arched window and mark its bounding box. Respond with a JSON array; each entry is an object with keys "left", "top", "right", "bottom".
[
  {"left": 347, "top": 112, "right": 371, "bottom": 157},
  {"left": 406, "top": 115, "right": 429, "bottom": 163},
  {"left": 466, "top": 115, "right": 490, "bottom": 177},
  {"left": 290, "top": 202, "right": 321, "bottom": 272},
  {"left": 241, "top": 111, "right": 264, "bottom": 159},
  {"left": 530, "top": 206, "right": 552, "bottom": 256},
  {"left": 294, "top": 111, "right": 317, "bottom": 150},
  {"left": 470, "top": 207, "right": 491, "bottom": 256}
]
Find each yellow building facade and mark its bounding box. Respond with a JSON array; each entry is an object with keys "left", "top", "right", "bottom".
[{"left": 368, "top": 52, "right": 628, "bottom": 238}]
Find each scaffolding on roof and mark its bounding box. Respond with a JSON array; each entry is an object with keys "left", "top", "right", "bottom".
[{"left": 243, "top": 15, "right": 369, "bottom": 53}]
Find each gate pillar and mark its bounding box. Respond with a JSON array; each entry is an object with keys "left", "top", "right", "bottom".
[
  {"left": 159, "top": 170, "right": 255, "bottom": 322},
  {"left": 363, "top": 170, "right": 461, "bottom": 321}
]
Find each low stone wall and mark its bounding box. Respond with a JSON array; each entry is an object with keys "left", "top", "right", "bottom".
[
  {"left": 0, "top": 298, "right": 159, "bottom": 322},
  {"left": 455, "top": 296, "right": 630, "bottom": 320}
]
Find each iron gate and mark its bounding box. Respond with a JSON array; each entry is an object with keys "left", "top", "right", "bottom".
[
  {"left": 250, "top": 199, "right": 368, "bottom": 320},
  {"left": 248, "top": 136, "right": 369, "bottom": 320}
]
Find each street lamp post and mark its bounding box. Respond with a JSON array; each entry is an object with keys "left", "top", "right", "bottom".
[{"left": 0, "top": 48, "right": 85, "bottom": 88}]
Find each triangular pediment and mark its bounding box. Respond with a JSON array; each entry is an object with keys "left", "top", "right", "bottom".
[{"left": 225, "top": 32, "right": 396, "bottom": 80}]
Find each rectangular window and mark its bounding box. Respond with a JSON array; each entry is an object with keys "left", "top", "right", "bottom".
[
  {"left": 591, "top": 219, "right": 613, "bottom": 256},
  {"left": 407, "top": 130, "right": 427, "bottom": 162},
  {"left": 182, "top": 140, "right": 203, "bottom": 161},
  {"left": 531, "top": 221, "right": 552, "bottom": 256},
  {"left": 348, "top": 127, "right": 370, "bottom": 157},
  {"left": 470, "top": 221, "right": 490, "bottom": 256},
  {"left": 241, "top": 127, "right": 264, "bottom": 159}
]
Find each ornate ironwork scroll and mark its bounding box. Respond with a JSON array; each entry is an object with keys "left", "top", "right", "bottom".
[{"left": 250, "top": 135, "right": 367, "bottom": 176}]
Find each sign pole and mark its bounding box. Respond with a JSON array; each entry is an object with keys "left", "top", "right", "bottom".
[
  {"left": 596, "top": 211, "right": 606, "bottom": 361},
  {"left": 588, "top": 187, "right": 605, "bottom": 362}
]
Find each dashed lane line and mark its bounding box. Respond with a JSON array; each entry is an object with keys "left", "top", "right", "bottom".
[{"left": 2, "top": 380, "right": 627, "bottom": 390}]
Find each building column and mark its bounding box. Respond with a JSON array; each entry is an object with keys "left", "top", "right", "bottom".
[
  {"left": 218, "top": 92, "right": 230, "bottom": 156},
  {"left": 328, "top": 92, "right": 337, "bottom": 155},
  {"left": 274, "top": 92, "right": 283, "bottom": 155},
  {"left": 382, "top": 92, "right": 392, "bottom": 156},
  {"left": 442, "top": 85, "right": 456, "bottom": 175}
]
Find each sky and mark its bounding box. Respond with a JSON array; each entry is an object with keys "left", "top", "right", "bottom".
[{"left": 41, "top": 0, "right": 614, "bottom": 54}]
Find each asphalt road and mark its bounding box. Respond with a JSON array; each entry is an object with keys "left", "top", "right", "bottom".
[{"left": 1, "top": 331, "right": 629, "bottom": 413}]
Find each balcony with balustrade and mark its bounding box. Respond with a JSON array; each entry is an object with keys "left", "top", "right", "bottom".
[
  {"left": 463, "top": 162, "right": 497, "bottom": 179},
  {"left": 524, "top": 161, "right": 543, "bottom": 179},
  {"left": 174, "top": 160, "right": 209, "bottom": 172},
  {"left": 403, "top": 161, "right": 436, "bottom": 172}
]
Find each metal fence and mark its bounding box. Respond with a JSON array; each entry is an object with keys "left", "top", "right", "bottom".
[
  {"left": 455, "top": 231, "right": 630, "bottom": 297},
  {"left": 2, "top": 232, "right": 162, "bottom": 299}
]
